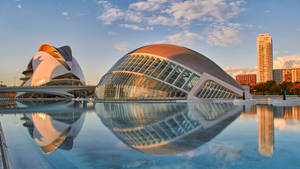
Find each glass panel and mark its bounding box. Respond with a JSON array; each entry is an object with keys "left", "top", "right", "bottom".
[
  {"left": 123, "top": 55, "right": 134, "bottom": 71},
  {"left": 152, "top": 60, "right": 168, "bottom": 78},
  {"left": 145, "top": 58, "right": 161, "bottom": 75},
  {"left": 195, "top": 80, "right": 239, "bottom": 99},
  {"left": 138, "top": 56, "right": 154, "bottom": 74},
  {"left": 133, "top": 55, "right": 148, "bottom": 72},
  {"left": 125, "top": 55, "right": 139, "bottom": 71},
  {"left": 117, "top": 55, "right": 132, "bottom": 70},
  {"left": 158, "top": 63, "right": 176, "bottom": 81},
  {"left": 206, "top": 83, "right": 217, "bottom": 98},
  {"left": 183, "top": 74, "right": 199, "bottom": 91},
  {"left": 127, "top": 55, "right": 142, "bottom": 72},
  {"left": 109, "top": 55, "right": 128, "bottom": 72},
  {"left": 174, "top": 70, "right": 192, "bottom": 88},
  {"left": 97, "top": 72, "right": 188, "bottom": 99},
  {"left": 166, "top": 66, "right": 183, "bottom": 84}
]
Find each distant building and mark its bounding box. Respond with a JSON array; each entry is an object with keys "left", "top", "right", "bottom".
[
  {"left": 284, "top": 68, "right": 300, "bottom": 82},
  {"left": 283, "top": 69, "right": 293, "bottom": 82},
  {"left": 273, "top": 69, "right": 283, "bottom": 83},
  {"left": 257, "top": 33, "right": 273, "bottom": 83},
  {"left": 273, "top": 68, "right": 300, "bottom": 83},
  {"left": 235, "top": 74, "right": 256, "bottom": 85}
]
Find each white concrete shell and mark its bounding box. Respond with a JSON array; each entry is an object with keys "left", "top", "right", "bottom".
[{"left": 18, "top": 44, "right": 85, "bottom": 98}]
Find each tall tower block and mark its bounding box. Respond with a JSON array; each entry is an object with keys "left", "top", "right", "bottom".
[{"left": 257, "top": 33, "right": 273, "bottom": 83}]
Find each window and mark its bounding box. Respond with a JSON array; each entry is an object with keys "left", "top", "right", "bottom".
[
  {"left": 196, "top": 80, "right": 239, "bottom": 99},
  {"left": 183, "top": 74, "right": 200, "bottom": 91},
  {"left": 166, "top": 66, "right": 183, "bottom": 84},
  {"left": 174, "top": 70, "right": 191, "bottom": 88}
]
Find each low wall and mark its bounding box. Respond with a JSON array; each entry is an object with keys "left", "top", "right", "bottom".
[
  {"left": 252, "top": 95, "right": 299, "bottom": 100},
  {"left": 0, "top": 123, "right": 12, "bottom": 169}
]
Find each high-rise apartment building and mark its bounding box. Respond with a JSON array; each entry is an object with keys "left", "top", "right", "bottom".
[
  {"left": 257, "top": 33, "right": 273, "bottom": 83},
  {"left": 284, "top": 68, "right": 300, "bottom": 82},
  {"left": 273, "top": 68, "right": 300, "bottom": 83}
]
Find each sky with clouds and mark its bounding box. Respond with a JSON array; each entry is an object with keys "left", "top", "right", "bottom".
[{"left": 0, "top": 0, "right": 300, "bottom": 85}]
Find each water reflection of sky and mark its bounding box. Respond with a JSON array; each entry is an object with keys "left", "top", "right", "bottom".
[{"left": 1, "top": 101, "right": 300, "bottom": 169}]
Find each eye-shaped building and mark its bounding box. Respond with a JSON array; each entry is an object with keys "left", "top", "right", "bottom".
[
  {"left": 96, "top": 44, "right": 244, "bottom": 100},
  {"left": 18, "top": 44, "right": 85, "bottom": 98}
]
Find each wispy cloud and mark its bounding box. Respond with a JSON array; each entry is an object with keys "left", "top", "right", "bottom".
[
  {"left": 114, "top": 43, "right": 128, "bottom": 51},
  {"left": 273, "top": 54, "right": 300, "bottom": 69},
  {"left": 207, "top": 23, "right": 243, "bottom": 47},
  {"left": 154, "top": 30, "right": 203, "bottom": 47},
  {"left": 223, "top": 66, "right": 257, "bottom": 78},
  {"left": 297, "top": 28, "right": 300, "bottom": 32},
  {"left": 264, "top": 10, "right": 271, "bottom": 13},
  {"left": 129, "top": 0, "right": 168, "bottom": 11},
  {"left": 97, "top": 0, "right": 245, "bottom": 47},
  {"left": 97, "top": 0, "right": 143, "bottom": 24},
  {"left": 108, "top": 31, "right": 117, "bottom": 36},
  {"left": 164, "top": 0, "right": 244, "bottom": 22},
  {"left": 61, "top": 11, "right": 70, "bottom": 20},
  {"left": 17, "top": 4, "right": 22, "bottom": 9},
  {"left": 120, "top": 24, "right": 153, "bottom": 31},
  {"left": 62, "top": 12, "right": 69, "bottom": 16}
]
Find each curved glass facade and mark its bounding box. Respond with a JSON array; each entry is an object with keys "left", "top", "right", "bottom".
[
  {"left": 97, "top": 44, "right": 244, "bottom": 100},
  {"left": 196, "top": 80, "right": 240, "bottom": 99},
  {"left": 97, "top": 53, "right": 200, "bottom": 99}
]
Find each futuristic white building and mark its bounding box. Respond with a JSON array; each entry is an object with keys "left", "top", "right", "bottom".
[
  {"left": 18, "top": 44, "right": 85, "bottom": 98},
  {"left": 96, "top": 44, "right": 245, "bottom": 100}
]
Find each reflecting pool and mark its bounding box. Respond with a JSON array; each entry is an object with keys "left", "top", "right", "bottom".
[{"left": 1, "top": 101, "right": 300, "bottom": 169}]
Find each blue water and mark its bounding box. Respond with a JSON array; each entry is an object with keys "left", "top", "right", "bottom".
[{"left": 1, "top": 101, "right": 300, "bottom": 169}]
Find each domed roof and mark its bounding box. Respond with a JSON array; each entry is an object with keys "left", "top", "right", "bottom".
[{"left": 129, "top": 44, "right": 242, "bottom": 90}]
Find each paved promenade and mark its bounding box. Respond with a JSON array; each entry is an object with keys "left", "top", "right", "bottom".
[{"left": 0, "top": 123, "right": 11, "bottom": 169}]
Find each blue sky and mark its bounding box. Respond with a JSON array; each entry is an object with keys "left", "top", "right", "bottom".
[{"left": 0, "top": 0, "right": 300, "bottom": 85}]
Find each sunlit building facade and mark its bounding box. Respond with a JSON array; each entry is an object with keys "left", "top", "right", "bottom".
[
  {"left": 17, "top": 44, "right": 85, "bottom": 98},
  {"left": 96, "top": 44, "right": 244, "bottom": 100},
  {"left": 272, "top": 68, "right": 300, "bottom": 83},
  {"left": 257, "top": 33, "right": 273, "bottom": 83},
  {"left": 235, "top": 74, "right": 256, "bottom": 85},
  {"left": 283, "top": 68, "right": 300, "bottom": 82}
]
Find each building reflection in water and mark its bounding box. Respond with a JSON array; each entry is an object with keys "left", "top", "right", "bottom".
[
  {"left": 96, "top": 102, "right": 243, "bottom": 155},
  {"left": 21, "top": 101, "right": 86, "bottom": 154},
  {"left": 242, "top": 105, "right": 300, "bottom": 157},
  {"left": 257, "top": 105, "right": 274, "bottom": 157}
]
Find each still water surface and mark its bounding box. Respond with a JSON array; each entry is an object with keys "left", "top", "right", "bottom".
[{"left": 1, "top": 101, "right": 300, "bottom": 169}]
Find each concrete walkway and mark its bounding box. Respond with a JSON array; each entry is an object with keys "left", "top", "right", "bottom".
[{"left": 0, "top": 123, "right": 11, "bottom": 169}]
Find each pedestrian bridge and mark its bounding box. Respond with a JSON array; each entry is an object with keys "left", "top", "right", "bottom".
[{"left": 0, "top": 85, "right": 96, "bottom": 98}]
